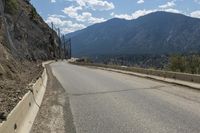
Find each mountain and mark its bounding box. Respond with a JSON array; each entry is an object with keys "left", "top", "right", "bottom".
[{"left": 66, "top": 11, "right": 200, "bottom": 57}]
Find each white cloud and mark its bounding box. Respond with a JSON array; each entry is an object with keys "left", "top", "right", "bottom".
[
  {"left": 162, "top": 8, "right": 181, "bottom": 13},
  {"left": 191, "top": 10, "right": 200, "bottom": 18},
  {"left": 113, "top": 14, "right": 133, "bottom": 20},
  {"left": 158, "top": 1, "right": 181, "bottom": 14},
  {"left": 61, "top": 0, "right": 113, "bottom": 28},
  {"left": 112, "top": 8, "right": 181, "bottom": 20},
  {"left": 61, "top": 22, "right": 86, "bottom": 33},
  {"left": 137, "top": 0, "right": 144, "bottom": 4},
  {"left": 194, "top": 0, "right": 200, "bottom": 4},
  {"left": 46, "top": 16, "right": 68, "bottom": 26},
  {"left": 86, "top": 14, "right": 106, "bottom": 23},
  {"left": 74, "top": 12, "right": 106, "bottom": 24},
  {"left": 159, "top": 1, "right": 176, "bottom": 9},
  {"left": 50, "top": 0, "right": 56, "bottom": 3},
  {"left": 78, "top": 12, "right": 106, "bottom": 23},
  {"left": 131, "top": 10, "right": 157, "bottom": 19},
  {"left": 62, "top": 6, "right": 106, "bottom": 24},
  {"left": 113, "top": 9, "right": 157, "bottom": 20},
  {"left": 45, "top": 15, "right": 86, "bottom": 33},
  {"left": 75, "top": 0, "right": 115, "bottom": 11},
  {"left": 49, "top": 14, "right": 66, "bottom": 18},
  {"left": 62, "top": 6, "right": 82, "bottom": 18}
]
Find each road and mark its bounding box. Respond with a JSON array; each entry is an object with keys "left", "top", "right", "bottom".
[{"left": 51, "top": 61, "right": 200, "bottom": 133}]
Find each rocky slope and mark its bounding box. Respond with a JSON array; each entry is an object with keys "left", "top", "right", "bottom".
[
  {"left": 67, "top": 11, "right": 200, "bottom": 57},
  {"left": 0, "top": 0, "right": 59, "bottom": 121}
]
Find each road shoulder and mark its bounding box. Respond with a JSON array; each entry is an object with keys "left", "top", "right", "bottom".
[{"left": 31, "top": 65, "right": 76, "bottom": 133}]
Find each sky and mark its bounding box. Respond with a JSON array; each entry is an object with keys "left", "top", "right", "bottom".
[{"left": 30, "top": 0, "right": 200, "bottom": 34}]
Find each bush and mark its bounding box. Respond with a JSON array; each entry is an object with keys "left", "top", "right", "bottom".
[
  {"left": 5, "top": 0, "right": 19, "bottom": 15},
  {"left": 168, "top": 54, "right": 200, "bottom": 74},
  {"left": 30, "top": 7, "right": 37, "bottom": 20},
  {"left": 169, "top": 54, "right": 186, "bottom": 72}
]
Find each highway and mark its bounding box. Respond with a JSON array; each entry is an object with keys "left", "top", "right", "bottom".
[{"left": 51, "top": 62, "right": 200, "bottom": 133}]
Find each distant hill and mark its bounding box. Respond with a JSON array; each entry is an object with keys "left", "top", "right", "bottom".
[{"left": 66, "top": 11, "right": 200, "bottom": 57}]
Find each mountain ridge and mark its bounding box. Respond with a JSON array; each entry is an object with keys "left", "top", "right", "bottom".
[{"left": 66, "top": 11, "right": 200, "bottom": 57}]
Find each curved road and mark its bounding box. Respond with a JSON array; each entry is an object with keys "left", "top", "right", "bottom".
[{"left": 51, "top": 61, "right": 200, "bottom": 133}]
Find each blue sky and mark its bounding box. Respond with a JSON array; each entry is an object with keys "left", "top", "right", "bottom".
[{"left": 31, "top": 0, "right": 200, "bottom": 34}]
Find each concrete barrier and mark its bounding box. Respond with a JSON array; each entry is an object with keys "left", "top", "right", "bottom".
[
  {"left": 71, "top": 62, "right": 200, "bottom": 84},
  {"left": 0, "top": 61, "right": 51, "bottom": 133}
]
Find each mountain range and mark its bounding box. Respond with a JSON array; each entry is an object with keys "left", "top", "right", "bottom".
[{"left": 66, "top": 11, "right": 200, "bottom": 57}]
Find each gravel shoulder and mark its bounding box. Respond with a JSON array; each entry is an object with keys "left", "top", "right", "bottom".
[{"left": 31, "top": 65, "right": 76, "bottom": 133}]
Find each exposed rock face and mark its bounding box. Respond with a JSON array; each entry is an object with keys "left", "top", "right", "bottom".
[
  {"left": 0, "top": 0, "right": 59, "bottom": 118},
  {"left": 1, "top": 0, "right": 59, "bottom": 60}
]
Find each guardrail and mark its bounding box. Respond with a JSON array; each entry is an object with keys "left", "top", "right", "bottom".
[
  {"left": 0, "top": 61, "right": 51, "bottom": 133},
  {"left": 71, "top": 62, "right": 200, "bottom": 84}
]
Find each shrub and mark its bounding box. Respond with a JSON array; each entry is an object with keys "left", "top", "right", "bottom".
[
  {"left": 169, "top": 54, "right": 186, "bottom": 72},
  {"left": 5, "top": 0, "right": 19, "bottom": 15},
  {"left": 168, "top": 54, "right": 200, "bottom": 74},
  {"left": 30, "top": 7, "right": 37, "bottom": 20}
]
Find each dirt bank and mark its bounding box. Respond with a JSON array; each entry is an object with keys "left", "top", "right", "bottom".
[{"left": 0, "top": 60, "right": 43, "bottom": 122}]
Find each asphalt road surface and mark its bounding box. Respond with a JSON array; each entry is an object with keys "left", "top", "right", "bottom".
[{"left": 51, "top": 62, "right": 200, "bottom": 133}]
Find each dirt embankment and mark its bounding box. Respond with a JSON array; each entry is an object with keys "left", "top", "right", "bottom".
[{"left": 0, "top": 0, "right": 59, "bottom": 122}]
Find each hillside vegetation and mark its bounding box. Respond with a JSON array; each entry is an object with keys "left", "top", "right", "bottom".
[{"left": 169, "top": 54, "right": 200, "bottom": 74}]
